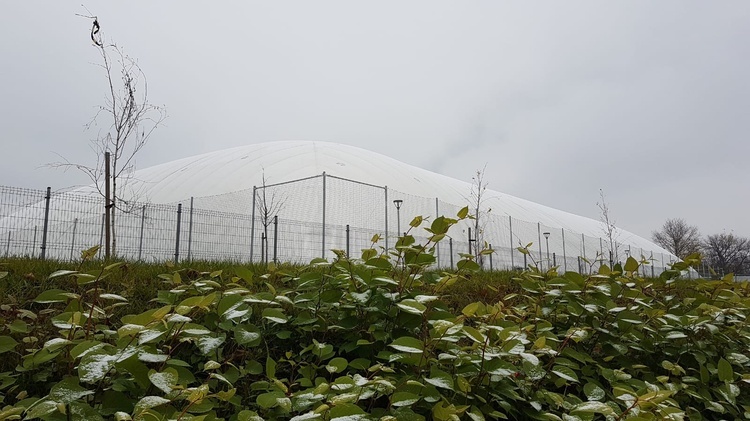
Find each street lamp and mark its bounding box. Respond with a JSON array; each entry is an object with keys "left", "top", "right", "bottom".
[
  {"left": 393, "top": 199, "right": 403, "bottom": 237},
  {"left": 543, "top": 232, "right": 550, "bottom": 269}
]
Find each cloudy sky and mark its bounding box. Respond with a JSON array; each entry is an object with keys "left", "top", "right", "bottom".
[{"left": 1, "top": 1, "right": 748, "bottom": 240}]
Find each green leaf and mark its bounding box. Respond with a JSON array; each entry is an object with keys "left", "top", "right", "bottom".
[
  {"left": 462, "top": 302, "right": 481, "bottom": 317},
  {"left": 571, "top": 401, "right": 614, "bottom": 415},
  {"left": 583, "top": 382, "right": 605, "bottom": 401},
  {"left": 99, "top": 293, "right": 128, "bottom": 301},
  {"left": 457, "top": 206, "right": 469, "bottom": 219},
  {"left": 457, "top": 259, "right": 480, "bottom": 272},
  {"left": 25, "top": 400, "right": 58, "bottom": 419},
  {"left": 262, "top": 307, "right": 288, "bottom": 324},
  {"left": 0, "top": 336, "right": 18, "bottom": 354},
  {"left": 624, "top": 256, "right": 639, "bottom": 272},
  {"left": 196, "top": 335, "right": 225, "bottom": 355},
  {"left": 424, "top": 367, "right": 454, "bottom": 390},
  {"left": 551, "top": 365, "right": 579, "bottom": 383},
  {"left": 148, "top": 368, "right": 179, "bottom": 394},
  {"left": 234, "top": 266, "right": 254, "bottom": 283},
  {"left": 391, "top": 392, "right": 420, "bottom": 407},
  {"left": 133, "top": 396, "right": 171, "bottom": 414},
  {"left": 329, "top": 403, "right": 366, "bottom": 420},
  {"left": 467, "top": 406, "right": 486, "bottom": 421},
  {"left": 237, "top": 410, "right": 265, "bottom": 421},
  {"left": 389, "top": 336, "right": 424, "bottom": 353},
  {"left": 266, "top": 356, "right": 277, "bottom": 379},
  {"left": 396, "top": 299, "right": 427, "bottom": 315},
  {"left": 49, "top": 377, "right": 94, "bottom": 404},
  {"left": 48, "top": 269, "right": 79, "bottom": 279},
  {"left": 235, "top": 324, "right": 262, "bottom": 346},
  {"left": 409, "top": 215, "right": 423, "bottom": 228},
  {"left": 463, "top": 326, "right": 486, "bottom": 344},
  {"left": 361, "top": 248, "right": 377, "bottom": 261},
  {"left": 257, "top": 391, "right": 285, "bottom": 409},
  {"left": 718, "top": 358, "right": 734, "bottom": 382},
  {"left": 326, "top": 357, "right": 348, "bottom": 373},
  {"left": 430, "top": 216, "right": 451, "bottom": 235},
  {"left": 33, "top": 289, "right": 73, "bottom": 303}
]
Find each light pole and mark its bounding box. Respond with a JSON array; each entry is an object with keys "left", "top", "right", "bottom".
[
  {"left": 543, "top": 232, "right": 550, "bottom": 269},
  {"left": 393, "top": 199, "right": 403, "bottom": 237}
]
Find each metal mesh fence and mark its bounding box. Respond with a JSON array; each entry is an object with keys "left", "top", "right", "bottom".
[{"left": 0, "top": 177, "right": 675, "bottom": 275}]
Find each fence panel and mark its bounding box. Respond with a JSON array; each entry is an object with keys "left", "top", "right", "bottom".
[{"left": 0, "top": 182, "right": 678, "bottom": 276}]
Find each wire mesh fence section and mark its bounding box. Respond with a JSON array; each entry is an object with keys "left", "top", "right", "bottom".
[
  {"left": 0, "top": 186, "right": 48, "bottom": 258},
  {"left": 326, "top": 175, "right": 386, "bottom": 257},
  {"left": 1, "top": 180, "right": 679, "bottom": 276},
  {"left": 252, "top": 175, "right": 324, "bottom": 262},
  {"left": 181, "top": 207, "right": 253, "bottom": 262}
]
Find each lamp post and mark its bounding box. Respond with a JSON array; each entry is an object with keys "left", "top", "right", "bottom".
[
  {"left": 543, "top": 232, "right": 550, "bottom": 269},
  {"left": 393, "top": 199, "right": 403, "bottom": 237}
]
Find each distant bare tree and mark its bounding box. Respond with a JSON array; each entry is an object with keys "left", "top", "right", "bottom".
[
  {"left": 596, "top": 189, "right": 620, "bottom": 265},
  {"left": 468, "top": 164, "right": 492, "bottom": 265},
  {"left": 256, "top": 170, "right": 286, "bottom": 263},
  {"left": 703, "top": 233, "right": 750, "bottom": 275},
  {"left": 52, "top": 13, "right": 166, "bottom": 257},
  {"left": 651, "top": 218, "right": 702, "bottom": 259}
]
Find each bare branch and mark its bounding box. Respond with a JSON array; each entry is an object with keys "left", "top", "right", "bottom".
[
  {"left": 597, "top": 189, "right": 620, "bottom": 264},
  {"left": 48, "top": 10, "right": 167, "bottom": 257}
]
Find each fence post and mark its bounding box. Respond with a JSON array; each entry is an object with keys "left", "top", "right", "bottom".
[
  {"left": 273, "top": 215, "right": 278, "bottom": 264},
  {"left": 261, "top": 232, "right": 266, "bottom": 264},
  {"left": 250, "top": 186, "right": 257, "bottom": 262},
  {"left": 70, "top": 218, "right": 78, "bottom": 261},
  {"left": 384, "top": 186, "right": 389, "bottom": 252},
  {"left": 346, "top": 224, "right": 350, "bottom": 258},
  {"left": 98, "top": 213, "right": 105, "bottom": 259},
  {"left": 175, "top": 203, "right": 182, "bottom": 264},
  {"left": 581, "top": 233, "right": 586, "bottom": 266},
  {"left": 509, "top": 216, "right": 514, "bottom": 270},
  {"left": 650, "top": 252, "right": 655, "bottom": 278},
  {"left": 468, "top": 227, "right": 473, "bottom": 256},
  {"left": 4, "top": 231, "right": 9, "bottom": 258},
  {"left": 187, "top": 197, "right": 194, "bottom": 261},
  {"left": 138, "top": 205, "right": 146, "bottom": 262},
  {"left": 489, "top": 243, "right": 493, "bottom": 271},
  {"left": 32, "top": 226, "right": 38, "bottom": 259},
  {"left": 322, "top": 172, "right": 326, "bottom": 259},
  {"left": 537, "top": 223, "right": 542, "bottom": 263},
  {"left": 435, "top": 198, "right": 440, "bottom": 268},
  {"left": 41, "top": 187, "right": 51, "bottom": 260},
  {"left": 105, "top": 151, "right": 111, "bottom": 260},
  {"left": 561, "top": 228, "right": 567, "bottom": 272},
  {"left": 449, "top": 237, "right": 454, "bottom": 270},
  {"left": 553, "top": 252, "right": 556, "bottom": 268},
  {"left": 578, "top": 256, "right": 582, "bottom": 274}
]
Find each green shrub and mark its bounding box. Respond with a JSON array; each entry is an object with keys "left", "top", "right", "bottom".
[{"left": 0, "top": 210, "right": 748, "bottom": 420}]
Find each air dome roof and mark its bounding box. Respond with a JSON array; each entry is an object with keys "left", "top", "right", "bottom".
[{"left": 103, "top": 140, "right": 667, "bottom": 255}]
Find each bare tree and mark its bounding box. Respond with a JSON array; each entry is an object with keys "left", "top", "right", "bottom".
[
  {"left": 596, "top": 189, "right": 620, "bottom": 266},
  {"left": 468, "top": 164, "right": 492, "bottom": 265},
  {"left": 651, "top": 218, "right": 702, "bottom": 259},
  {"left": 255, "top": 170, "right": 286, "bottom": 263},
  {"left": 52, "top": 13, "right": 166, "bottom": 257},
  {"left": 703, "top": 233, "right": 750, "bottom": 276}
]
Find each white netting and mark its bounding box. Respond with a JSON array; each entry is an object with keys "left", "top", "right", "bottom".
[{"left": 0, "top": 178, "right": 676, "bottom": 274}]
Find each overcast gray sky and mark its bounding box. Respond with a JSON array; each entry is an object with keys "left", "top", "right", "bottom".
[{"left": 1, "top": 1, "right": 748, "bottom": 240}]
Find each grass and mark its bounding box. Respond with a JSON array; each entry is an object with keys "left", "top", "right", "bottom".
[{"left": 0, "top": 257, "right": 523, "bottom": 314}]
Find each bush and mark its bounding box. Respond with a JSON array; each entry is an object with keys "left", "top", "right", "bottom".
[{"left": 0, "top": 210, "right": 748, "bottom": 420}]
